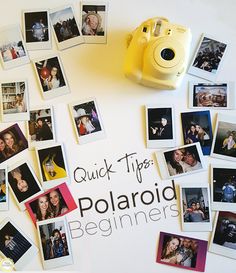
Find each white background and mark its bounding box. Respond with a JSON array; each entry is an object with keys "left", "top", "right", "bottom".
[{"left": 1, "top": 0, "right": 236, "bottom": 272}]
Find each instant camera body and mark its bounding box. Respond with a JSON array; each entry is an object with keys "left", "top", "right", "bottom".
[{"left": 124, "top": 17, "right": 192, "bottom": 90}]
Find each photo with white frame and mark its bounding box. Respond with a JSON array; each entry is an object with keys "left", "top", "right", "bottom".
[
  {"left": 50, "top": 4, "right": 84, "bottom": 50},
  {"left": 8, "top": 160, "right": 43, "bottom": 211},
  {"left": 35, "top": 142, "right": 69, "bottom": 189},
  {"left": 188, "top": 81, "right": 235, "bottom": 109},
  {"left": 188, "top": 34, "right": 228, "bottom": 82},
  {"left": 0, "top": 79, "right": 29, "bottom": 122},
  {"left": 33, "top": 53, "right": 70, "bottom": 100},
  {"left": 27, "top": 105, "right": 56, "bottom": 150},
  {"left": 22, "top": 9, "right": 51, "bottom": 50},
  {"left": 0, "top": 24, "right": 30, "bottom": 70},
  {"left": 0, "top": 167, "right": 8, "bottom": 211},
  {"left": 180, "top": 183, "right": 212, "bottom": 232},
  {"left": 36, "top": 216, "right": 73, "bottom": 270},
  {"left": 80, "top": 1, "right": 108, "bottom": 44},
  {"left": 69, "top": 98, "right": 106, "bottom": 144}
]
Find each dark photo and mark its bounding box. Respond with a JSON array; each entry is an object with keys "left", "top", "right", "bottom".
[
  {"left": 0, "top": 221, "right": 31, "bottom": 263},
  {"left": 35, "top": 56, "right": 66, "bottom": 92},
  {"left": 148, "top": 107, "right": 173, "bottom": 140},
  {"left": 0, "top": 124, "right": 28, "bottom": 164},
  {"left": 24, "top": 11, "right": 49, "bottom": 42},
  {"left": 0, "top": 169, "right": 6, "bottom": 203},
  {"left": 181, "top": 110, "right": 212, "bottom": 155}
]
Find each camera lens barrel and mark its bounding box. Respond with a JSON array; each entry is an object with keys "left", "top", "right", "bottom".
[{"left": 160, "top": 48, "right": 175, "bottom": 61}]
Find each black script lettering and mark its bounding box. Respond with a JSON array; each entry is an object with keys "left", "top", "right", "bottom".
[
  {"left": 74, "top": 167, "right": 86, "bottom": 183},
  {"left": 117, "top": 152, "right": 137, "bottom": 173}
]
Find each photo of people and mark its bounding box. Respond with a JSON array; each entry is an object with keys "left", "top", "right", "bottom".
[
  {"left": 0, "top": 124, "right": 28, "bottom": 164},
  {"left": 0, "top": 169, "right": 7, "bottom": 206},
  {"left": 156, "top": 232, "right": 208, "bottom": 272},
  {"left": 163, "top": 144, "right": 204, "bottom": 177},
  {"left": 28, "top": 107, "right": 55, "bottom": 148},
  {"left": 26, "top": 183, "right": 77, "bottom": 225},
  {"left": 181, "top": 110, "right": 212, "bottom": 155}
]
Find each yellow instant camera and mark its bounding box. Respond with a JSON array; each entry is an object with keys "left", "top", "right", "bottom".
[{"left": 124, "top": 17, "right": 192, "bottom": 90}]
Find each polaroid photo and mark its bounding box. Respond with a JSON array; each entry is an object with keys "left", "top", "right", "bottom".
[
  {"left": 0, "top": 80, "right": 29, "bottom": 122},
  {"left": 145, "top": 105, "right": 175, "bottom": 148},
  {"left": 25, "top": 182, "right": 77, "bottom": 225},
  {"left": 35, "top": 143, "right": 69, "bottom": 189},
  {"left": 0, "top": 24, "right": 30, "bottom": 70},
  {"left": 22, "top": 9, "right": 51, "bottom": 50},
  {"left": 188, "top": 82, "right": 235, "bottom": 109},
  {"left": 50, "top": 5, "right": 84, "bottom": 50},
  {"left": 33, "top": 54, "right": 70, "bottom": 100},
  {"left": 0, "top": 217, "right": 38, "bottom": 270},
  {"left": 155, "top": 142, "right": 206, "bottom": 180},
  {"left": 188, "top": 34, "right": 228, "bottom": 82},
  {"left": 209, "top": 211, "right": 236, "bottom": 260},
  {"left": 211, "top": 113, "right": 236, "bottom": 162},
  {"left": 81, "top": 1, "right": 108, "bottom": 44},
  {"left": 0, "top": 123, "right": 28, "bottom": 165},
  {"left": 8, "top": 161, "right": 43, "bottom": 211},
  {"left": 69, "top": 98, "right": 106, "bottom": 144},
  {"left": 180, "top": 183, "right": 212, "bottom": 232},
  {"left": 27, "top": 106, "right": 56, "bottom": 149},
  {"left": 0, "top": 168, "right": 8, "bottom": 211},
  {"left": 211, "top": 164, "right": 236, "bottom": 211},
  {"left": 156, "top": 231, "right": 208, "bottom": 272},
  {"left": 37, "top": 217, "right": 73, "bottom": 269},
  {"left": 181, "top": 110, "right": 213, "bottom": 155}
]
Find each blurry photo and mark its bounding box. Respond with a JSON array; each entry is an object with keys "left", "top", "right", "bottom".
[
  {"left": 37, "top": 218, "right": 73, "bottom": 269},
  {"left": 188, "top": 35, "right": 227, "bottom": 81},
  {"left": 28, "top": 106, "right": 55, "bottom": 149},
  {"left": 181, "top": 110, "right": 212, "bottom": 155},
  {"left": 180, "top": 185, "right": 212, "bottom": 231},
  {"left": 0, "top": 218, "right": 38, "bottom": 270},
  {"left": 0, "top": 25, "right": 29, "bottom": 69},
  {"left": 36, "top": 144, "right": 69, "bottom": 189},
  {"left": 25, "top": 183, "right": 77, "bottom": 225},
  {"left": 33, "top": 54, "right": 69, "bottom": 99},
  {"left": 69, "top": 99, "right": 106, "bottom": 144},
  {"left": 81, "top": 2, "right": 108, "bottom": 43},
  {"left": 0, "top": 124, "right": 28, "bottom": 164},
  {"left": 1, "top": 80, "right": 29, "bottom": 122},
  {"left": 0, "top": 169, "right": 8, "bottom": 211},
  {"left": 156, "top": 231, "right": 208, "bottom": 272},
  {"left": 209, "top": 211, "right": 236, "bottom": 259},
  {"left": 23, "top": 10, "right": 51, "bottom": 50},
  {"left": 211, "top": 114, "right": 236, "bottom": 161},
  {"left": 50, "top": 5, "right": 83, "bottom": 50},
  {"left": 8, "top": 161, "right": 43, "bottom": 211}
]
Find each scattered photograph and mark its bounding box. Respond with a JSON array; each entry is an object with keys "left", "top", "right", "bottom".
[
  {"left": 0, "top": 218, "right": 38, "bottom": 270},
  {"left": 211, "top": 114, "right": 236, "bottom": 161},
  {"left": 25, "top": 183, "right": 77, "bottom": 225},
  {"left": 69, "top": 98, "right": 106, "bottom": 144},
  {"left": 188, "top": 34, "right": 228, "bottom": 81},
  {"left": 181, "top": 110, "right": 213, "bottom": 155},
  {"left": 188, "top": 82, "right": 235, "bottom": 109},
  {"left": 145, "top": 105, "right": 175, "bottom": 148},
  {"left": 33, "top": 54, "right": 69, "bottom": 100},
  {"left": 180, "top": 184, "right": 212, "bottom": 231},
  {"left": 36, "top": 143, "right": 69, "bottom": 189},
  {"left": 0, "top": 25, "right": 29, "bottom": 69},
  {"left": 209, "top": 211, "right": 236, "bottom": 259},
  {"left": 50, "top": 5, "right": 84, "bottom": 50},
  {"left": 0, "top": 123, "right": 28, "bottom": 164},
  {"left": 8, "top": 161, "right": 43, "bottom": 211},
  {"left": 0, "top": 80, "right": 29, "bottom": 122},
  {"left": 37, "top": 217, "right": 73, "bottom": 269},
  {"left": 81, "top": 2, "right": 108, "bottom": 43},
  {"left": 155, "top": 142, "right": 206, "bottom": 179},
  {"left": 27, "top": 106, "right": 55, "bottom": 149},
  {"left": 211, "top": 164, "right": 236, "bottom": 211},
  {"left": 23, "top": 9, "right": 51, "bottom": 50},
  {"left": 0, "top": 168, "right": 8, "bottom": 211},
  {"left": 156, "top": 231, "right": 208, "bottom": 272}
]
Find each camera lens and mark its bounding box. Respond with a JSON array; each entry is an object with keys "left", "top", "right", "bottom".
[{"left": 160, "top": 48, "right": 175, "bottom": 61}]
